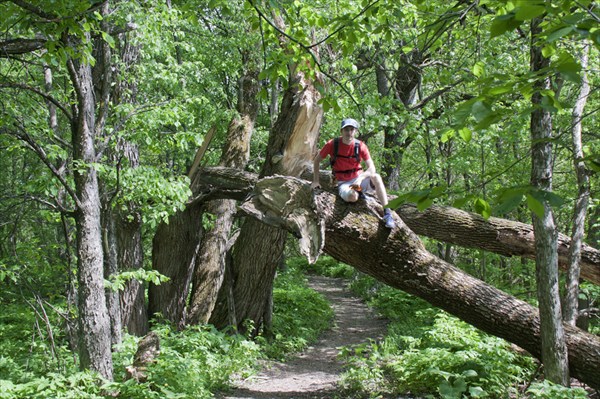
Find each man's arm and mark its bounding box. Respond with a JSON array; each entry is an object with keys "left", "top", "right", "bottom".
[{"left": 311, "top": 153, "right": 324, "bottom": 189}]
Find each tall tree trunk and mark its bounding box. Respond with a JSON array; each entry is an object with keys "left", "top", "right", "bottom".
[
  {"left": 240, "top": 175, "right": 600, "bottom": 389},
  {"left": 529, "top": 18, "right": 569, "bottom": 386},
  {"left": 210, "top": 72, "right": 323, "bottom": 330},
  {"left": 106, "top": 27, "right": 148, "bottom": 337},
  {"left": 563, "top": 43, "right": 591, "bottom": 326},
  {"left": 187, "top": 64, "right": 258, "bottom": 324},
  {"left": 68, "top": 47, "right": 113, "bottom": 380}
]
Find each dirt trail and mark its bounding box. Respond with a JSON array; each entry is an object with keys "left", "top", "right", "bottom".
[{"left": 218, "top": 274, "right": 388, "bottom": 399}]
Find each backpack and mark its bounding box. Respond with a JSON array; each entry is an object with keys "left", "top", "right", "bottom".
[{"left": 330, "top": 137, "right": 361, "bottom": 174}]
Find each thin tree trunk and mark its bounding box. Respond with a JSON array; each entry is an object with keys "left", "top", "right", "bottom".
[
  {"left": 563, "top": 43, "right": 591, "bottom": 326},
  {"left": 529, "top": 17, "right": 569, "bottom": 386},
  {"left": 101, "top": 205, "right": 122, "bottom": 347}
]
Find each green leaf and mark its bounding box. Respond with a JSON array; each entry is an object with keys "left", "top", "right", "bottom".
[
  {"left": 547, "top": 26, "right": 574, "bottom": 42},
  {"left": 458, "top": 127, "right": 472, "bottom": 143},
  {"left": 440, "top": 128, "right": 454, "bottom": 143},
  {"left": 472, "top": 61, "right": 485, "bottom": 77},
  {"left": 514, "top": 4, "right": 546, "bottom": 21},
  {"left": 469, "top": 386, "right": 486, "bottom": 397},
  {"left": 490, "top": 14, "right": 522, "bottom": 38},
  {"left": 417, "top": 197, "right": 433, "bottom": 211},
  {"left": 526, "top": 193, "right": 545, "bottom": 218},
  {"left": 488, "top": 84, "right": 513, "bottom": 96},
  {"left": 474, "top": 198, "right": 491, "bottom": 219},
  {"left": 494, "top": 188, "right": 525, "bottom": 215},
  {"left": 542, "top": 44, "right": 556, "bottom": 57},
  {"left": 471, "top": 100, "right": 492, "bottom": 123}
]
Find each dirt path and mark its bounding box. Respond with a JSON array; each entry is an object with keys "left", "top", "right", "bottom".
[{"left": 218, "top": 274, "right": 388, "bottom": 399}]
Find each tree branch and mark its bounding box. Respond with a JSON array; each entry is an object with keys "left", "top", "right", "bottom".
[
  {"left": 0, "top": 83, "right": 72, "bottom": 120},
  {"left": 0, "top": 38, "right": 47, "bottom": 56},
  {"left": 9, "top": 125, "right": 81, "bottom": 208}
]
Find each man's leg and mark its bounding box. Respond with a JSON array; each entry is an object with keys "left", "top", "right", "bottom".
[
  {"left": 338, "top": 180, "right": 360, "bottom": 202},
  {"left": 369, "top": 173, "right": 389, "bottom": 207},
  {"left": 370, "top": 174, "right": 396, "bottom": 229}
]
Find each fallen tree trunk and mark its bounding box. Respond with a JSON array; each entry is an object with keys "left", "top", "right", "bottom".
[
  {"left": 397, "top": 204, "right": 600, "bottom": 285},
  {"left": 194, "top": 167, "right": 600, "bottom": 286},
  {"left": 239, "top": 176, "right": 600, "bottom": 389}
]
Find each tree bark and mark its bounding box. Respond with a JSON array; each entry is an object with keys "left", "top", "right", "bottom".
[
  {"left": 396, "top": 204, "right": 600, "bottom": 285},
  {"left": 148, "top": 204, "right": 203, "bottom": 327},
  {"left": 209, "top": 72, "right": 323, "bottom": 331},
  {"left": 113, "top": 30, "right": 148, "bottom": 337},
  {"left": 564, "top": 43, "right": 591, "bottom": 326},
  {"left": 193, "top": 167, "right": 600, "bottom": 287},
  {"left": 239, "top": 175, "right": 600, "bottom": 389},
  {"left": 187, "top": 113, "right": 255, "bottom": 325},
  {"left": 68, "top": 45, "right": 113, "bottom": 379},
  {"left": 529, "top": 17, "right": 569, "bottom": 385}
]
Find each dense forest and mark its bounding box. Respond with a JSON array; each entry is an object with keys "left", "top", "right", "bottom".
[{"left": 1, "top": 0, "right": 599, "bottom": 398}]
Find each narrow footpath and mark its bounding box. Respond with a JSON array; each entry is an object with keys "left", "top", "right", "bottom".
[{"left": 218, "top": 274, "right": 388, "bottom": 399}]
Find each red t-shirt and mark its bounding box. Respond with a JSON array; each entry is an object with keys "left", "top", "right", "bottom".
[{"left": 319, "top": 139, "right": 370, "bottom": 181}]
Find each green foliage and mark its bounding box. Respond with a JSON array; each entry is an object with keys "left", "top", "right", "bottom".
[
  {"left": 289, "top": 255, "right": 355, "bottom": 279},
  {"left": 338, "top": 279, "right": 537, "bottom": 398},
  {"left": 526, "top": 380, "right": 589, "bottom": 399},
  {"left": 109, "top": 324, "right": 261, "bottom": 399},
  {"left": 105, "top": 269, "right": 169, "bottom": 292}
]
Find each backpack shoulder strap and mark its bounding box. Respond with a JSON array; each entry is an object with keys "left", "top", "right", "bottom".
[
  {"left": 353, "top": 140, "right": 361, "bottom": 162},
  {"left": 330, "top": 137, "right": 340, "bottom": 167}
]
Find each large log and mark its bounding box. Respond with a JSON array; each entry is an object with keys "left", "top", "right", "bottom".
[
  {"left": 239, "top": 175, "right": 600, "bottom": 389},
  {"left": 398, "top": 204, "right": 600, "bottom": 285},
  {"left": 195, "top": 167, "right": 600, "bottom": 286}
]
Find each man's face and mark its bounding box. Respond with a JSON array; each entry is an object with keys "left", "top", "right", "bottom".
[{"left": 341, "top": 126, "right": 357, "bottom": 143}]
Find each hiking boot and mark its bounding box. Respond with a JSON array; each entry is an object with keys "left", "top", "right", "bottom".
[{"left": 383, "top": 209, "right": 395, "bottom": 229}]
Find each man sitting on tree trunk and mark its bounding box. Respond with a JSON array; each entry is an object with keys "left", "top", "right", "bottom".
[{"left": 311, "top": 118, "right": 396, "bottom": 229}]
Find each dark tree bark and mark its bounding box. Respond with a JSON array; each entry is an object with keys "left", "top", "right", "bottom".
[
  {"left": 148, "top": 204, "right": 203, "bottom": 327},
  {"left": 529, "top": 17, "right": 569, "bottom": 385},
  {"left": 109, "top": 28, "right": 148, "bottom": 337},
  {"left": 117, "top": 205, "right": 148, "bottom": 336},
  {"left": 239, "top": 175, "right": 600, "bottom": 390}
]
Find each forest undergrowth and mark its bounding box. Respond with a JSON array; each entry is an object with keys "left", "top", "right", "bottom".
[{"left": 0, "top": 256, "right": 597, "bottom": 399}]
